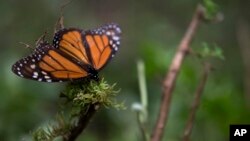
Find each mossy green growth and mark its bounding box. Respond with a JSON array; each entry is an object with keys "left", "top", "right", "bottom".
[
  {"left": 33, "top": 78, "right": 124, "bottom": 141},
  {"left": 62, "top": 78, "right": 125, "bottom": 110},
  {"left": 32, "top": 114, "right": 69, "bottom": 141}
]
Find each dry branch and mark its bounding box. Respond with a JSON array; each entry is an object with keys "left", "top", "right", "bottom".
[
  {"left": 150, "top": 4, "right": 205, "bottom": 141},
  {"left": 182, "top": 63, "right": 211, "bottom": 141},
  {"left": 63, "top": 104, "right": 100, "bottom": 141}
]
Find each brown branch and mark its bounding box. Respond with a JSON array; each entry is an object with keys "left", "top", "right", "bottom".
[
  {"left": 182, "top": 63, "right": 211, "bottom": 141},
  {"left": 63, "top": 104, "right": 100, "bottom": 141},
  {"left": 150, "top": 4, "right": 205, "bottom": 141}
]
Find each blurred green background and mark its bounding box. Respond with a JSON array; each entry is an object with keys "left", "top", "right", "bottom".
[{"left": 1, "top": 0, "right": 250, "bottom": 141}]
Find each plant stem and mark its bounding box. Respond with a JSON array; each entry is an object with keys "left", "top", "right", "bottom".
[
  {"left": 63, "top": 104, "right": 100, "bottom": 141},
  {"left": 182, "top": 63, "right": 211, "bottom": 141},
  {"left": 137, "top": 60, "right": 149, "bottom": 141},
  {"left": 137, "top": 60, "right": 148, "bottom": 123},
  {"left": 150, "top": 4, "right": 205, "bottom": 141}
]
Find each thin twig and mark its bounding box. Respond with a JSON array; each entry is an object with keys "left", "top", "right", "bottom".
[
  {"left": 137, "top": 60, "right": 150, "bottom": 140},
  {"left": 63, "top": 104, "right": 100, "bottom": 141},
  {"left": 182, "top": 63, "right": 211, "bottom": 141},
  {"left": 150, "top": 4, "right": 205, "bottom": 141},
  {"left": 137, "top": 60, "right": 148, "bottom": 123}
]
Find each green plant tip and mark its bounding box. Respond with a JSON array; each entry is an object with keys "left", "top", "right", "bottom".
[{"left": 203, "top": 0, "right": 219, "bottom": 20}]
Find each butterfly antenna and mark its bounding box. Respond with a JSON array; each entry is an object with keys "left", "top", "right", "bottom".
[
  {"left": 60, "top": 0, "right": 74, "bottom": 16},
  {"left": 54, "top": 0, "right": 74, "bottom": 33}
]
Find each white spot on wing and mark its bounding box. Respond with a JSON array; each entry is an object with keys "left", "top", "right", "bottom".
[
  {"left": 106, "top": 31, "right": 111, "bottom": 35},
  {"left": 33, "top": 72, "right": 38, "bottom": 76},
  {"left": 30, "top": 64, "right": 36, "bottom": 69},
  {"left": 41, "top": 71, "right": 47, "bottom": 75},
  {"left": 113, "top": 36, "right": 119, "bottom": 41},
  {"left": 44, "top": 76, "right": 50, "bottom": 79},
  {"left": 33, "top": 71, "right": 39, "bottom": 78},
  {"left": 117, "top": 41, "right": 120, "bottom": 45}
]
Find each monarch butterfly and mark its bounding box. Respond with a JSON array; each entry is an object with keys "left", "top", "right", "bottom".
[{"left": 12, "top": 23, "right": 121, "bottom": 82}]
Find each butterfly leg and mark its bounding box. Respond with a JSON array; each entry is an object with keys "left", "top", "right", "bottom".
[
  {"left": 35, "top": 32, "right": 48, "bottom": 46},
  {"left": 19, "top": 32, "right": 47, "bottom": 50},
  {"left": 19, "top": 42, "right": 34, "bottom": 50},
  {"left": 18, "top": 31, "right": 48, "bottom": 51}
]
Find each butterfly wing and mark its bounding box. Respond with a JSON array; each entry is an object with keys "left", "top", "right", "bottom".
[
  {"left": 53, "top": 28, "right": 91, "bottom": 65},
  {"left": 53, "top": 24, "right": 121, "bottom": 71},
  {"left": 83, "top": 23, "right": 121, "bottom": 70},
  {"left": 12, "top": 41, "right": 89, "bottom": 82},
  {"left": 12, "top": 23, "right": 121, "bottom": 82}
]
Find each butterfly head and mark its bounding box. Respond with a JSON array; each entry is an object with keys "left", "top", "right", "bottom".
[
  {"left": 89, "top": 73, "right": 99, "bottom": 81},
  {"left": 86, "top": 65, "right": 99, "bottom": 81}
]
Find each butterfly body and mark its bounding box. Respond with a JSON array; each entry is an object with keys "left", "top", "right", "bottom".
[{"left": 12, "top": 23, "right": 121, "bottom": 82}]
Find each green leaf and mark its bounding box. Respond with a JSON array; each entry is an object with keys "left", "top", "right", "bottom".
[
  {"left": 203, "top": 0, "right": 219, "bottom": 20},
  {"left": 196, "top": 42, "right": 225, "bottom": 60}
]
